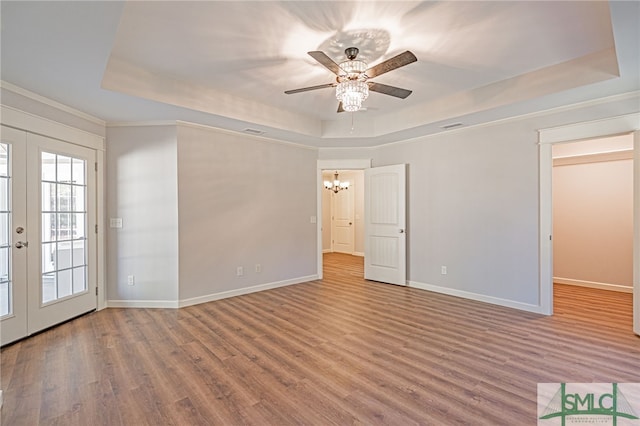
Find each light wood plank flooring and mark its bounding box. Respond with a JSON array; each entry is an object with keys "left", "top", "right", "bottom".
[{"left": 2, "top": 253, "right": 639, "bottom": 425}]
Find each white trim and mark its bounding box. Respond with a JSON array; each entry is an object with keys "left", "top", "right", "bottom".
[
  {"left": 374, "top": 92, "right": 640, "bottom": 150},
  {"left": 539, "top": 143, "right": 553, "bottom": 315},
  {"left": 408, "top": 281, "right": 545, "bottom": 314},
  {"left": 107, "top": 120, "right": 178, "bottom": 128},
  {"left": 317, "top": 159, "right": 372, "bottom": 170},
  {"left": 634, "top": 130, "right": 640, "bottom": 336},
  {"left": 322, "top": 249, "right": 332, "bottom": 254},
  {"left": 0, "top": 80, "right": 105, "bottom": 126},
  {"left": 538, "top": 115, "right": 640, "bottom": 330},
  {"left": 176, "top": 121, "right": 318, "bottom": 151},
  {"left": 109, "top": 120, "right": 317, "bottom": 150},
  {"left": 96, "top": 150, "right": 107, "bottom": 310},
  {"left": 353, "top": 251, "right": 364, "bottom": 257},
  {"left": 317, "top": 159, "right": 372, "bottom": 279},
  {"left": 553, "top": 277, "right": 633, "bottom": 293},
  {"left": 553, "top": 150, "right": 633, "bottom": 166},
  {"left": 106, "top": 299, "right": 180, "bottom": 309},
  {"left": 1, "top": 105, "right": 104, "bottom": 150},
  {"left": 539, "top": 112, "right": 640, "bottom": 145},
  {"left": 178, "top": 275, "right": 318, "bottom": 308}
]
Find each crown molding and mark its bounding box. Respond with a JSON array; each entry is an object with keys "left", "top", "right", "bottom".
[{"left": 0, "top": 80, "right": 106, "bottom": 126}]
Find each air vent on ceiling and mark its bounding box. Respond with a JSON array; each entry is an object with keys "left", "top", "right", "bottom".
[
  {"left": 243, "top": 128, "right": 266, "bottom": 135},
  {"left": 440, "top": 122, "right": 464, "bottom": 130}
]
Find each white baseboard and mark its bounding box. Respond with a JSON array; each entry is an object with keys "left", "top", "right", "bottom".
[
  {"left": 106, "top": 275, "right": 318, "bottom": 309},
  {"left": 553, "top": 277, "right": 633, "bottom": 293},
  {"left": 178, "top": 274, "right": 318, "bottom": 308},
  {"left": 407, "top": 280, "right": 546, "bottom": 314},
  {"left": 106, "top": 299, "right": 179, "bottom": 309},
  {"left": 353, "top": 251, "right": 364, "bottom": 257},
  {"left": 322, "top": 249, "right": 332, "bottom": 253}
]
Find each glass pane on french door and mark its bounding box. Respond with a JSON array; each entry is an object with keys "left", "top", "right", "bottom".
[
  {"left": 40, "top": 151, "right": 87, "bottom": 304},
  {"left": 0, "top": 143, "right": 11, "bottom": 316}
]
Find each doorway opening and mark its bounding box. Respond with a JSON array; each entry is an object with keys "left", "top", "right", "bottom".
[
  {"left": 551, "top": 134, "right": 634, "bottom": 325},
  {"left": 321, "top": 170, "right": 365, "bottom": 257},
  {"left": 316, "top": 159, "right": 371, "bottom": 280},
  {"left": 539, "top": 115, "right": 639, "bottom": 335}
]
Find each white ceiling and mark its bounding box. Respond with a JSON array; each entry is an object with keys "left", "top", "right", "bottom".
[{"left": 1, "top": 1, "right": 639, "bottom": 147}]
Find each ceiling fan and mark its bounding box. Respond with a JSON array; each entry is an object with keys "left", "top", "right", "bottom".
[{"left": 285, "top": 47, "right": 417, "bottom": 113}]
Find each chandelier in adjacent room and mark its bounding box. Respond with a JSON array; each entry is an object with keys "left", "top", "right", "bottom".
[{"left": 324, "top": 171, "right": 349, "bottom": 193}]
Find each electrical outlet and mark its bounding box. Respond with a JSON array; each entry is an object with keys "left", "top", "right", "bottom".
[
  {"left": 441, "top": 266, "right": 447, "bottom": 275},
  {"left": 255, "top": 264, "right": 261, "bottom": 273},
  {"left": 127, "top": 275, "right": 135, "bottom": 286},
  {"left": 236, "top": 266, "right": 244, "bottom": 277}
]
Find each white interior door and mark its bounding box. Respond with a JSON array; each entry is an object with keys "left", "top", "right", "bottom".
[
  {"left": 332, "top": 183, "right": 354, "bottom": 254},
  {"left": 0, "top": 129, "right": 97, "bottom": 346},
  {"left": 0, "top": 126, "right": 28, "bottom": 345},
  {"left": 364, "top": 164, "right": 406, "bottom": 285}
]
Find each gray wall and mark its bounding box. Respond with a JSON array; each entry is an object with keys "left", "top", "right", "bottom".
[
  {"left": 176, "top": 124, "right": 318, "bottom": 301},
  {"left": 374, "top": 120, "right": 540, "bottom": 305},
  {"left": 106, "top": 125, "right": 179, "bottom": 304},
  {"left": 319, "top": 94, "right": 640, "bottom": 308}
]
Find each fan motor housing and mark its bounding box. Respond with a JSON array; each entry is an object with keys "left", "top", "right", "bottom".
[{"left": 345, "top": 47, "right": 359, "bottom": 60}]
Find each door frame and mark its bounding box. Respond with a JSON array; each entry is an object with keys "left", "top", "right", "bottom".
[
  {"left": 317, "top": 159, "right": 371, "bottom": 279},
  {"left": 538, "top": 112, "right": 639, "bottom": 335},
  {"left": 0, "top": 105, "right": 106, "bottom": 311}
]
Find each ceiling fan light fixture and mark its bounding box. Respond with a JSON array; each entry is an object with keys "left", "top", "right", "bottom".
[
  {"left": 339, "top": 59, "right": 367, "bottom": 77},
  {"left": 336, "top": 80, "right": 369, "bottom": 112}
]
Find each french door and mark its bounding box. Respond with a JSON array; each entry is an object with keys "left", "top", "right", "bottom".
[{"left": 1, "top": 126, "right": 97, "bottom": 346}]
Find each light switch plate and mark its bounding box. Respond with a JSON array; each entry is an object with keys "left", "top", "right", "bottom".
[
  {"left": 110, "top": 218, "right": 123, "bottom": 228},
  {"left": 310, "top": 216, "right": 317, "bottom": 224}
]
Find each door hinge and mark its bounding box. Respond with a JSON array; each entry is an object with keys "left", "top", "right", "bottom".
[
  {"left": 95, "top": 224, "right": 98, "bottom": 234},
  {"left": 95, "top": 162, "right": 98, "bottom": 172},
  {"left": 95, "top": 287, "right": 98, "bottom": 296}
]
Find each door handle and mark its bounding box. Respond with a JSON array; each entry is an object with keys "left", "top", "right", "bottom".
[
  {"left": 349, "top": 222, "right": 352, "bottom": 225},
  {"left": 15, "top": 241, "right": 28, "bottom": 249}
]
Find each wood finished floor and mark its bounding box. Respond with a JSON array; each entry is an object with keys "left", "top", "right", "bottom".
[{"left": 1, "top": 253, "right": 639, "bottom": 425}]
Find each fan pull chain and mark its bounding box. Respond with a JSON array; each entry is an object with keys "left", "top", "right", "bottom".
[{"left": 350, "top": 112, "right": 355, "bottom": 133}]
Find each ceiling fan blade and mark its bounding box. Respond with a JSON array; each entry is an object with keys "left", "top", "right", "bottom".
[
  {"left": 365, "top": 51, "right": 417, "bottom": 79},
  {"left": 308, "top": 51, "right": 342, "bottom": 75},
  {"left": 337, "top": 102, "right": 345, "bottom": 113},
  {"left": 368, "top": 82, "right": 413, "bottom": 99},
  {"left": 284, "top": 82, "right": 336, "bottom": 94}
]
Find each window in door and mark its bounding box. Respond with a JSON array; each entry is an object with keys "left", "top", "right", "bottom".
[
  {"left": 40, "top": 152, "right": 87, "bottom": 304},
  {"left": 0, "top": 143, "right": 11, "bottom": 316}
]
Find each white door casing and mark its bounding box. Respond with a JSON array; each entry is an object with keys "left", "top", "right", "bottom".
[
  {"left": 316, "top": 159, "right": 372, "bottom": 280},
  {"left": 364, "top": 164, "right": 407, "bottom": 285},
  {"left": 538, "top": 112, "right": 639, "bottom": 335}
]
